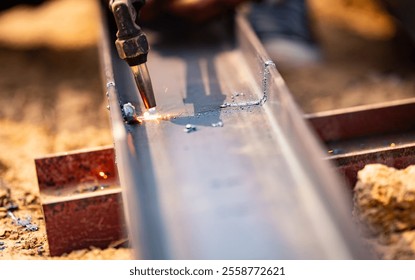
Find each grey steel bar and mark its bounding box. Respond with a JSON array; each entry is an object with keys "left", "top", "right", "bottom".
[{"left": 99, "top": 5, "right": 370, "bottom": 259}]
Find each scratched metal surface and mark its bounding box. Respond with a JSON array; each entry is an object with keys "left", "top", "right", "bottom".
[{"left": 100, "top": 9, "right": 370, "bottom": 259}]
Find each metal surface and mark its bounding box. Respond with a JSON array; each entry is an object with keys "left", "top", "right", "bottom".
[
  {"left": 100, "top": 6, "right": 369, "bottom": 259},
  {"left": 35, "top": 147, "right": 126, "bottom": 256},
  {"left": 307, "top": 99, "right": 415, "bottom": 189}
]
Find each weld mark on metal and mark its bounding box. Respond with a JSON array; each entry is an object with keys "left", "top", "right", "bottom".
[
  {"left": 220, "top": 60, "right": 275, "bottom": 109},
  {"left": 106, "top": 81, "right": 116, "bottom": 88}
]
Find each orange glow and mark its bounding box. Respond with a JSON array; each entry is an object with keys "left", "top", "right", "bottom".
[{"left": 99, "top": 171, "right": 108, "bottom": 179}]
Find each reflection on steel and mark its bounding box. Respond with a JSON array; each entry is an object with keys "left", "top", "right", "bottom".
[
  {"left": 100, "top": 6, "right": 369, "bottom": 259},
  {"left": 35, "top": 147, "right": 126, "bottom": 256},
  {"left": 307, "top": 99, "right": 415, "bottom": 189}
]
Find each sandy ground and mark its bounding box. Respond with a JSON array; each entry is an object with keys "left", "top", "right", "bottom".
[
  {"left": 288, "top": 0, "right": 415, "bottom": 113},
  {"left": 0, "top": 0, "right": 130, "bottom": 259},
  {"left": 0, "top": 0, "right": 414, "bottom": 259}
]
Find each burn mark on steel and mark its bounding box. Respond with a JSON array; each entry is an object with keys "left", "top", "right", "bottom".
[{"left": 220, "top": 60, "right": 275, "bottom": 109}]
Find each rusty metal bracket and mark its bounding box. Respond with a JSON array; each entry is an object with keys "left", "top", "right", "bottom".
[{"left": 35, "top": 146, "right": 126, "bottom": 256}]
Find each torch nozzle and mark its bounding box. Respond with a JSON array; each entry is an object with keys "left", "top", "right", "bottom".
[{"left": 131, "top": 63, "right": 157, "bottom": 110}]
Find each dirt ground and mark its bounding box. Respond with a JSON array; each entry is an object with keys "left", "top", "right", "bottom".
[
  {"left": 0, "top": 0, "right": 414, "bottom": 259},
  {"left": 289, "top": 0, "right": 415, "bottom": 113},
  {"left": 0, "top": 0, "right": 130, "bottom": 260}
]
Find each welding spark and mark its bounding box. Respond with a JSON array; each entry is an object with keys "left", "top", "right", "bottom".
[
  {"left": 143, "top": 109, "right": 159, "bottom": 121},
  {"left": 137, "top": 108, "right": 173, "bottom": 122}
]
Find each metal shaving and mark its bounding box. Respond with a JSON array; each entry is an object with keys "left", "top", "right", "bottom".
[
  {"left": 121, "top": 102, "right": 138, "bottom": 123},
  {"left": 211, "top": 121, "right": 224, "bottom": 127},
  {"left": 7, "top": 211, "right": 39, "bottom": 232},
  {"left": 184, "top": 124, "right": 197, "bottom": 133},
  {"left": 5, "top": 203, "right": 18, "bottom": 212},
  {"left": 328, "top": 148, "right": 343, "bottom": 155}
]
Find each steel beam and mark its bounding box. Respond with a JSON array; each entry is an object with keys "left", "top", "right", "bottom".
[{"left": 100, "top": 6, "right": 369, "bottom": 259}]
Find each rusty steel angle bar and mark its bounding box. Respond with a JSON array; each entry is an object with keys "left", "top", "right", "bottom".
[
  {"left": 35, "top": 147, "right": 126, "bottom": 256},
  {"left": 99, "top": 6, "right": 370, "bottom": 259},
  {"left": 306, "top": 98, "right": 415, "bottom": 142},
  {"left": 306, "top": 99, "right": 415, "bottom": 188}
]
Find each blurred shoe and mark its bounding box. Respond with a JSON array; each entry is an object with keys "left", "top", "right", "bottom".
[{"left": 248, "top": 0, "right": 321, "bottom": 69}]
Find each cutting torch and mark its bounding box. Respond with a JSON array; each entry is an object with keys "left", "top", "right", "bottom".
[{"left": 109, "top": 0, "right": 156, "bottom": 110}]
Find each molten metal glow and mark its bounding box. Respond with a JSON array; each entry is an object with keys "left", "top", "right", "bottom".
[{"left": 99, "top": 171, "right": 108, "bottom": 179}]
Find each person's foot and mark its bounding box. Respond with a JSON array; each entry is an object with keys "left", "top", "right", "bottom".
[{"left": 248, "top": 0, "right": 321, "bottom": 69}]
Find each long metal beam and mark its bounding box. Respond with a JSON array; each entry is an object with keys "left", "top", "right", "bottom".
[{"left": 99, "top": 6, "right": 370, "bottom": 259}]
